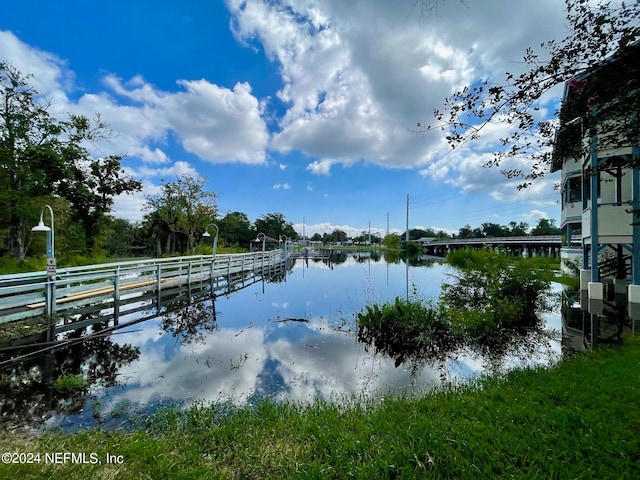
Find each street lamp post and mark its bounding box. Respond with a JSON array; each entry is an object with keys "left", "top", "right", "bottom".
[
  {"left": 202, "top": 223, "right": 219, "bottom": 258},
  {"left": 31, "top": 205, "right": 56, "bottom": 319},
  {"left": 256, "top": 232, "right": 266, "bottom": 252}
]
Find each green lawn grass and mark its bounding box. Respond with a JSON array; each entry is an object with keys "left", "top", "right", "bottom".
[{"left": 2, "top": 338, "right": 639, "bottom": 479}]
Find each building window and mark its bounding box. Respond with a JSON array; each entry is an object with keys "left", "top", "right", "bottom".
[
  {"left": 569, "top": 223, "right": 581, "bottom": 246},
  {"left": 562, "top": 223, "right": 581, "bottom": 246},
  {"left": 568, "top": 176, "right": 581, "bottom": 203}
]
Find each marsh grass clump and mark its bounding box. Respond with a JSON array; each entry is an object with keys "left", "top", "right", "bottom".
[
  {"left": 52, "top": 373, "right": 87, "bottom": 393},
  {"left": 357, "top": 297, "right": 459, "bottom": 365},
  {"left": 357, "top": 250, "right": 554, "bottom": 366}
]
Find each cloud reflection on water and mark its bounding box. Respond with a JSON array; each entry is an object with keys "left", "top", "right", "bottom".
[
  {"left": 104, "top": 315, "right": 443, "bottom": 415},
  {"left": 39, "top": 255, "right": 561, "bottom": 429}
]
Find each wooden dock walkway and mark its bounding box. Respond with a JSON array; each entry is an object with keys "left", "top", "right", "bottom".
[{"left": 0, "top": 250, "right": 290, "bottom": 325}]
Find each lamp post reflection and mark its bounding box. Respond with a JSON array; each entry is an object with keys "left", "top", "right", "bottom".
[{"left": 281, "top": 235, "right": 290, "bottom": 257}]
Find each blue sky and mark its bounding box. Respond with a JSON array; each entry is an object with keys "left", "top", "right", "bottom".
[{"left": 1, "top": 0, "right": 565, "bottom": 238}]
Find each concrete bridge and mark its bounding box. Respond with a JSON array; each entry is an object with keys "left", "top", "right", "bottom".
[{"left": 419, "top": 235, "right": 562, "bottom": 257}]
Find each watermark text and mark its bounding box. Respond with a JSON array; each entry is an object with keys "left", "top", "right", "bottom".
[{"left": 2, "top": 451, "right": 124, "bottom": 465}]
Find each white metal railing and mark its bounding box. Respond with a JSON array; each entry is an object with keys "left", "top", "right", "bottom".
[{"left": 0, "top": 250, "right": 288, "bottom": 324}]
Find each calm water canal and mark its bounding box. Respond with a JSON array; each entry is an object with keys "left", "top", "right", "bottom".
[{"left": 0, "top": 251, "right": 562, "bottom": 433}]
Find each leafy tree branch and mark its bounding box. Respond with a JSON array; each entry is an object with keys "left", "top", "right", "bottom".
[{"left": 420, "top": 0, "right": 640, "bottom": 188}]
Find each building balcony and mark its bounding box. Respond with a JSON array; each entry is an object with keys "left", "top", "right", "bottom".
[{"left": 582, "top": 203, "right": 634, "bottom": 244}]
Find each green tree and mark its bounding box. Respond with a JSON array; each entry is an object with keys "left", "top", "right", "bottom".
[
  {"left": 507, "top": 221, "right": 529, "bottom": 236},
  {"left": 457, "top": 224, "right": 473, "bottom": 239},
  {"left": 401, "top": 228, "right": 433, "bottom": 241},
  {"left": 481, "top": 222, "right": 506, "bottom": 238},
  {"left": 105, "top": 218, "right": 137, "bottom": 258},
  {"left": 404, "top": 241, "right": 422, "bottom": 255},
  {"left": 353, "top": 231, "right": 369, "bottom": 244},
  {"left": 0, "top": 63, "right": 141, "bottom": 259},
  {"left": 531, "top": 218, "right": 560, "bottom": 236},
  {"left": 0, "top": 63, "right": 64, "bottom": 260},
  {"left": 332, "top": 229, "right": 348, "bottom": 243},
  {"left": 253, "top": 213, "right": 297, "bottom": 241},
  {"left": 218, "top": 211, "right": 253, "bottom": 248},
  {"left": 472, "top": 227, "right": 484, "bottom": 238},
  {"left": 139, "top": 209, "right": 166, "bottom": 257},
  {"left": 383, "top": 233, "right": 401, "bottom": 249},
  {"left": 56, "top": 122, "right": 142, "bottom": 257},
  {"left": 145, "top": 175, "right": 217, "bottom": 255}
]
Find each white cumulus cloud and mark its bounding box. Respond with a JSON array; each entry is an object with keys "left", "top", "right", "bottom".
[{"left": 226, "top": 0, "right": 566, "bottom": 196}]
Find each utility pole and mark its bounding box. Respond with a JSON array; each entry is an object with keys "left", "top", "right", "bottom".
[
  {"left": 386, "top": 212, "right": 389, "bottom": 236},
  {"left": 406, "top": 194, "right": 410, "bottom": 243}
]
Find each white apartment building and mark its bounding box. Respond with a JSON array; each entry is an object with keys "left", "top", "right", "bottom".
[{"left": 551, "top": 43, "right": 639, "bottom": 324}]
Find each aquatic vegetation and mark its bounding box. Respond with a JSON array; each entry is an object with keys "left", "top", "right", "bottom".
[
  {"left": 357, "top": 297, "right": 459, "bottom": 366},
  {"left": 52, "top": 373, "right": 87, "bottom": 393},
  {"left": 443, "top": 249, "right": 551, "bottom": 335},
  {"left": 110, "top": 400, "right": 131, "bottom": 419},
  {"left": 357, "top": 250, "right": 555, "bottom": 366}
]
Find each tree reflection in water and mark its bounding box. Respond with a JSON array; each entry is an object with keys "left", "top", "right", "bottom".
[
  {"left": 0, "top": 253, "right": 569, "bottom": 433},
  {"left": 0, "top": 264, "right": 291, "bottom": 432},
  {"left": 357, "top": 251, "right": 562, "bottom": 380},
  {"left": 160, "top": 299, "right": 218, "bottom": 346},
  {"left": 0, "top": 311, "right": 140, "bottom": 432},
  {"left": 358, "top": 316, "right": 559, "bottom": 381}
]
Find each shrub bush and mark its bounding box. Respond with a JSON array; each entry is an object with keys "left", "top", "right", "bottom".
[
  {"left": 357, "top": 296, "right": 459, "bottom": 365},
  {"left": 357, "top": 249, "right": 553, "bottom": 365}
]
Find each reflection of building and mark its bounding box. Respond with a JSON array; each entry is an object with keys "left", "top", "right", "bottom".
[{"left": 551, "top": 43, "right": 640, "bottom": 331}]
